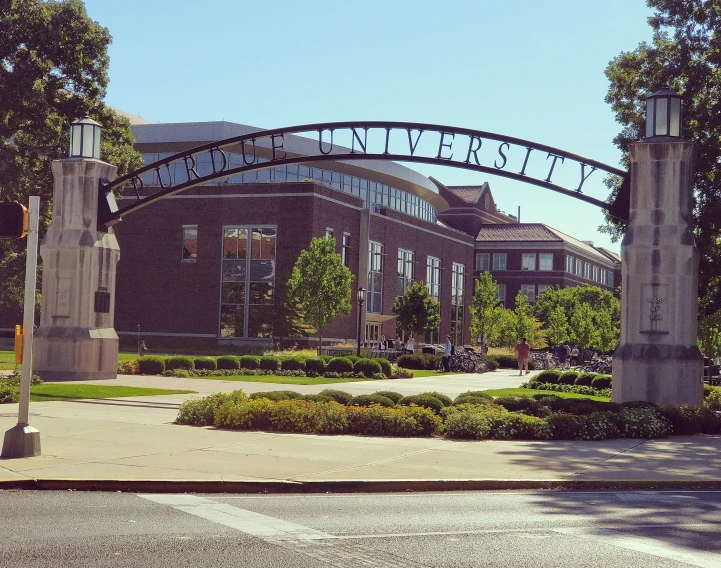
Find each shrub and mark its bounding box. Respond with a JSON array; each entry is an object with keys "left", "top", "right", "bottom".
[
  {"left": 534, "top": 370, "right": 561, "bottom": 384},
  {"left": 327, "top": 357, "right": 354, "bottom": 373},
  {"left": 486, "top": 409, "right": 549, "bottom": 440},
  {"left": 349, "top": 394, "right": 396, "bottom": 408},
  {"left": 660, "top": 405, "right": 721, "bottom": 435},
  {"left": 193, "top": 357, "right": 217, "bottom": 371},
  {"left": 354, "top": 358, "right": 383, "bottom": 377},
  {"left": 575, "top": 372, "right": 597, "bottom": 386},
  {"left": 318, "top": 389, "right": 354, "bottom": 405},
  {"left": 281, "top": 357, "right": 306, "bottom": 371},
  {"left": 0, "top": 383, "right": 19, "bottom": 404},
  {"left": 420, "top": 391, "right": 453, "bottom": 407},
  {"left": 484, "top": 358, "right": 500, "bottom": 371},
  {"left": 453, "top": 391, "right": 493, "bottom": 405},
  {"left": 581, "top": 412, "right": 622, "bottom": 440},
  {"left": 346, "top": 404, "right": 441, "bottom": 436},
  {"left": 559, "top": 371, "right": 579, "bottom": 385},
  {"left": 373, "top": 358, "right": 392, "bottom": 378},
  {"left": 591, "top": 375, "right": 612, "bottom": 390},
  {"left": 347, "top": 355, "right": 361, "bottom": 364},
  {"left": 486, "top": 354, "right": 535, "bottom": 370},
  {"left": 217, "top": 355, "right": 240, "bottom": 370},
  {"left": 320, "top": 355, "right": 334, "bottom": 363},
  {"left": 259, "top": 356, "right": 280, "bottom": 371},
  {"left": 392, "top": 366, "right": 415, "bottom": 379},
  {"left": 298, "top": 394, "right": 336, "bottom": 403},
  {"left": 373, "top": 391, "right": 404, "bottom": 404},
  {"left": 163, "top": 369, "right": 190, "bottom": 378},
  {"left": 398, "top": 394, "right": 444, "bottom": 414},
  {"left": 620, "top": 407, "right": 671, "bottom": 438},
  {"left": 165, "top": 356, "right": 195, "bottom": 371},
  {"left": 305, "top": 357, "right": 327, "bottom": 374},
  {"left": 118, "top": 359, "right": 139, "bottom": 374},
  {"left": 214, "top": 398, "right": 274, "bottom": 430},
  {"left": 176, "top": 390, "right": 248, "bottom": 426},
  {"left": 249, "top": 390, "right": 301, "bottom": 401},
  {"left": 494, "top": 396, "right": 549, "bottom": 417},
  {"left": 547, "top": 413, "right": 585, "bottom": 440},
  {"left": 444, "top": 410, "right": 491, "bottom": 439},
  {"left": 396, "top": 353, "right": 439, "bottom": 370},
  {"left": 138, "top": 356, "right": 165, "bottom": 375}
]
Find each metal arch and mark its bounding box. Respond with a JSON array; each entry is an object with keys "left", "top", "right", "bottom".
[{"left": 101, "top": 120, "right": 629, "bottom": 227}]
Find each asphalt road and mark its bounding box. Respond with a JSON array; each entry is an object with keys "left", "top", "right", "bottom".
[{"left": 2, "top": 490, "right": 721, "bottom": 567}]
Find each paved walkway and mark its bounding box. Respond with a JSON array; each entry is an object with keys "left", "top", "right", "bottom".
[{"left": 2, "top": 369, "right": 721, "bottom": 492}]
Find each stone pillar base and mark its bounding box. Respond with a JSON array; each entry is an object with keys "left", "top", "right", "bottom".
[
  {"left": 2, "top": 425, "right": 41, "bottom": 458},
  {"left": 612, "top": 342, "right": 703, "bottom": 406},
  {"left": 33, "top": 326, "right": 118, "bottom": 381}
]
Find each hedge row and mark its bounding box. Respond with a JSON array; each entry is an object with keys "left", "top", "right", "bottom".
[
  {"left": 133, "top": 355, "right": 393, "bottom": 378},
  {"left": 177, "top": 387, "right": 721, "bottom": 439},
  {"left": 533, "top": 370, "right": 612, "bottom": 390},
  {"left": 394, "top": 353, "right": 532, "bottom": 371}
]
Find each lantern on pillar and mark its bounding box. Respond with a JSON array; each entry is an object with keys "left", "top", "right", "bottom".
[
  {"left": 645, "top": 87, "right": 682, "bottom": 139},
  {"left": 69, "top": 115, "right": 102, "bottom": 159}
]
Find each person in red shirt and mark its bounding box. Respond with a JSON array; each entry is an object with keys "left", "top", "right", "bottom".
[{"left": 515, "top": 337, "right": 531, "bottom": 376}]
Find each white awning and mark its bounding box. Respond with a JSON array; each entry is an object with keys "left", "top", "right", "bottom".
[{"left": 366, "top": 314, "right": 397, "bottom": 324}]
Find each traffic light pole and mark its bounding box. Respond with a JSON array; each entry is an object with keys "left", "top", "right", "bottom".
[{"left": 2, "top": 196, "right": 41, "bottom": 458}]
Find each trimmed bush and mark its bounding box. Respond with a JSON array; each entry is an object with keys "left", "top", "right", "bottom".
[
  {"left": 484, "top": 358, "right": 500, "bottom": 371},
  {"left": 281, "top": 357, "right": 306, "bottom": 371},
  {"left": 305, "top": 357, "right": 327, "bottom": 374},
  {"left": 320, "top": 355, "right": 334, "bottom": 363},
  {"left": 298, "top": 394, "right": 336, "bottom": 403},
  {"left": 318, "top": 389, "right": 354, "bottom": 405},
  {"left": 547, "top": 413, "right": 585, "bottom": 440},
  {"left": 581, "top": 411, "right": 622, "bottom": 440},
  {"left": 399, "top": 394, "right": 444, "bottom": 414},
  {"left": 660, "top": 405, "right": 721, "bottom": 435},
  {"left": 249, "top": 390, "right": 301, "bottom": 401},
  {"left": 495, "top": 396, "right": 549, "bottom": 417},
  {"left": 259, "top": 356, "right": 280, "bottom": 371},
  {"left": 345, "top": 404, "right": 441, "bottom": 436},
  {"left": 534, "top": 370, "right": 561, "bottom": 384},
  {"left": 354, "top": 358, "right": 383, "bottom": 377},
  {"left": 176, "top": 390, "right": 248, "bottom": 426},
  {"left": 165, "top": 356, "right": 195, "bottom": 371},
  {"left": 217, "top": 355, "right": 240, "bottom": 370},
  {"left": 488, "top": 412, "right": 549, "bottom": 440},
  {"left": 620, "top": 407, "right": 671, "bottom": 438},
  {"left": 591, "top": 375, "right": 612, "bottom": 390},
  {"left": 575, "top": 372, "right": 597, "bottom": 387},
  {"left": 327, "top": 357, "right": 354, "bottom": 373},
  {"left": 373, "top": 358, "right": 392, "bottom": 378},
  {"left": 486, "top": 354, "right": 535, "bottom": 370},
  {"left": 444, "top": 410, "right": 491, "bottom": 439},
  {"left": 347, "top": 355, "right": 361, "bottom": 364},
  {"left": 349, "top": 394, "right": 395, "bottom": 408},
  {"left": 419, "top": 391, "right": 453, "bottom": 407},
  {"left": 396, "top": 353, "right": 440, "bottom": 370},
  {"left": 559, "top": 371, "right": 579, "bottom": 385},
  {"left": 453, "top": 391, "right": 493, "bottom": 405},
  {"left": 373, "top": 391, "right": 404, "bottom": 404},
  {"left": 193, "top": 357, "right": 217, "bottom": 371},
  {"left": 138, "top": 355, "right": 165, "bottom": 375}
]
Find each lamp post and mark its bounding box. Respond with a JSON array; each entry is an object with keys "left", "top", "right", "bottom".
[
  {"left": 69, "top": 115, "right": 102, "bottom": 159},
  {"left": 645, "top": 87, "right": 682, "bottom": 139},
  {"left": 356, "top": 287, "right": 365, "bottom": 357}
]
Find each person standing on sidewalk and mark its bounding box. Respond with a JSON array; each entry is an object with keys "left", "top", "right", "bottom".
[
  {"left": 442, "top": 335, "right": 454, "bottom": 372},
  {"left": 515, "top": 337, "right": 531, "bottom": 376}
]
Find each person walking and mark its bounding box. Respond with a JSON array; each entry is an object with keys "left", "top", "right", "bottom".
[
  {"left": 515, "top": 337, "right": 531, "bottom": 376},
  {"left": 570, "top": 345, "right": 580, "bottom": 367},
  {"left": 405, "top": 336, "right": 416, "bottom": 353},
  {"left": 556, "top": 342, "right": 567, "bottom": 370},
  {"left": 442, "top": 335, "right": 453, "bottom": 372}
]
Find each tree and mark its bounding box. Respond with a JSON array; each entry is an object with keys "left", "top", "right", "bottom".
[
  {"left": 514, "top": 291, "right": 546, "bottom": 347},
  {"left": 698, "top": 310, "right": 721, "bottom": 359},
  {"left": 570, "top": 303, "right": 600, "bottom": 351},
  {"left": 0, "top": 0, "right": 143, "bottom": 321},
  {"left": 546, "top": 305, "right": 569, "bottom": 347},
  {"left": 594, "top": 309, "right": 619, "bottom": 353},
  {"left": 269, "top": 281, "right": 309, "bottom": 345},
  {"left": 392, "top": 280, "right": 440, "bottom": 339},
  {"left": 491, "top": 307, "right": 518, "bottom": 349},
  {"left": 287, "top": 236, "right": 354, "bottom": 349},
  {"left": 603, "top": 0, "right": 721, "bottom": 316},
  {"left": 469, "top": 272, "right": 500, "bottom": 346}
]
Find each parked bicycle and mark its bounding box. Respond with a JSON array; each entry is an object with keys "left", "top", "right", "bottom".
[{"left": 530, "top": 351, "right": 560, "bottom": 370}]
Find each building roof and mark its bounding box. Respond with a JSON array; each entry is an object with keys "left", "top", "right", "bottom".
[
  {"left": 475, "top": 223, "right": 619, "bottom": 265},
  {"left": 595, "top": 246, "right": 622, "bottom": 263},
  {"left": 445, "top": 185, "right": 484, "bottom": 204}
]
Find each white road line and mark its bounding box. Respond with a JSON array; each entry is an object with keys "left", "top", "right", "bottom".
[
  {"left": 138, "top": 494, "right": 334, "bottom": 542},
  {"left": 555, "top": 527, "right": 721, "bottom": 568}
]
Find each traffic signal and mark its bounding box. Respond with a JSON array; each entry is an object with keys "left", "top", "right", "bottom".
[{"left": 0, "top": 201, "right": 29, "bottom": 239}]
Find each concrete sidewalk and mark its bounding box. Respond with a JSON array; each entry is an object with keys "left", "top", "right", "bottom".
[{"left": 2, "top": 369, "right": 721, "bottom": 492}]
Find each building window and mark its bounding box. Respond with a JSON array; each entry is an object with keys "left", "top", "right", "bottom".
[
  {"left": 575, "top": 260, "right": 583, "bottom": 277},
  {"left": 182, "top": 225, "right": 198, "bottom": 262},
  {"left": 325, "top": 227, "right": 334, "bottom": 238},
  {"left": 566, "top": 255, "right": 574, "bottom": 273},
  {"left": 451, "top": 263, "right": 465, "bottom": 345},
  {"left": 220, "top": 226, "right": 276, "bottom": 338},
  {"left": 601, "top": 269, "right": 607, "bottom": 285},
  {"left": 537, "top": 284, "right": 551, "bottom": 296},
  {"left": 584, "top": 262, "right": 591, "bottom": 279},
  {"left": 476, "top": 253, "right": 490, "bottom": 271},
  {"left": 521, "top": 284, "right": 536, "bottom": 303},
  {"left": 368, "top": 241, "right": 383, "bottom": 314},
  {"left": 492, "top": 253, "right": 507, "bottom": 271},
  {"left": 522, "top": 254, "right": 536, "bottom": 271},
  {"left": 539, "top": 253, "right": 553, "bottom": 271},
  {"left": 607, "top": 271, "right": 614, "bottom": 287},
  {"left": 426, "top": 256, "right": 441, "bottom": 301},
  {"left": 341, "top": 233, "right": 351, "bottom": 267},
  {"left": 497, "top": 283, "right": 506, "bottom": 306},
  {"left": 593, "top": 266, "right": 599, "bottom": 282},
  {"left": 397, "top": 248, "right": 414, "bottom": 297}
]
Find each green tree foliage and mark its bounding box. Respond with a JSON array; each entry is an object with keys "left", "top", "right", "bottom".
[
  {"left": 546, "top": 305, "right": 569, "bottom": 347},
  {"left": 287, "top": 237, "right": 354, "bottom": 347},
  {"left": 603, "top": 0, "right": 721, "bottom": 315},
  {"left": 0, "top": 0, "right": 143, "bottom": 321},
  {"left": 490, "top": 306, "right": 518, "bottom": 349},
  {"left": 392, "top": 280, "right": 441, "bottom": 338},
  {"left": 269, "top": 281, "right": 310, "bottom": 344},
  {"left": 514, "top": 291, "right": 545, "bottom": 348},
  {"left": 469, "top": 271, "right": 500, "bottom": 345},
  {"left": 594, "top": 309, "right": 619, "bottom": 353},
  {"left": 570, "top": 303, "right": 600, "bottom": 351},
  {"left": 698, "top": 310, "right": 721, "bottom": 359}
]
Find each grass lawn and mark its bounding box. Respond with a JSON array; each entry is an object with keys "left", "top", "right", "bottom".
[
  {"left": 0, "top": 350, "right": 17, "bottom": 371},
  {"left": 412, "top": 369, "right": 460, "bottom": 378},
  {"left": 185, "top": 374, "right": 374, "bottom": 385},
  {"left": 482, "top": 387, "right": 610, "bottom": 402},
  {"left": 27, "top": 384, "right": 196, "bottom": 402}
]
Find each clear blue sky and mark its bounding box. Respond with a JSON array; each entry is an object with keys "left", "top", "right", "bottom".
[{"left": 83, "top": 0, "right": 654, "bottom": 253}]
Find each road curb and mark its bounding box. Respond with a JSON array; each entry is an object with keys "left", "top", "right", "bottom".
[{"left": 3, "top": 478, "right": 721, "bottom": 493}]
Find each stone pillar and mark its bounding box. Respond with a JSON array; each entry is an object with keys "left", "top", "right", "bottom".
[
  {"left": 612, "top": 140, "right": 703, "bottom": 406},
  {"left": 33, "top": 158, "right": 120, "bottom": 381}
]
